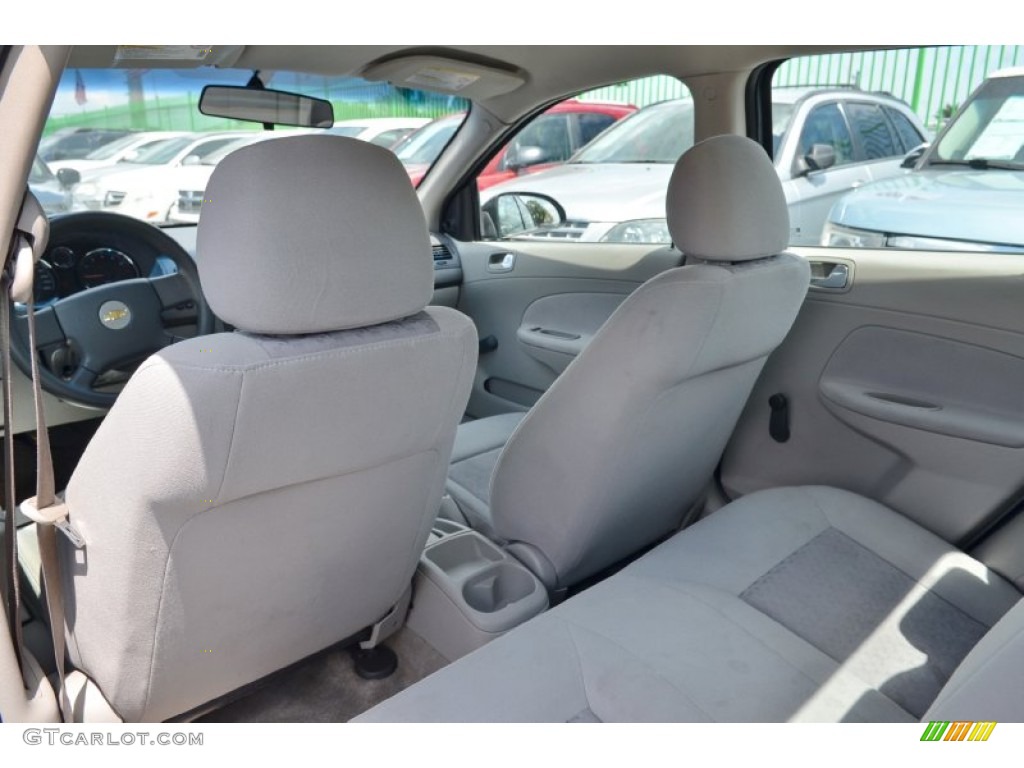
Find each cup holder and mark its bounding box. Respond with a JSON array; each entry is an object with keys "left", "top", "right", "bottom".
[
  {"left": 462, "top": 563, "right": 537, "bottom": 613},
  {"left": 409, "top": 530, "right": 550, "bottom": 657},
  {"left": 424, "top": 532, "right": 502, "bottom": 581}
]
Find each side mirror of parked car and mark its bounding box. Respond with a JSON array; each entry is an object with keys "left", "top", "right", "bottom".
[
  {"left": 506, "top": 144, "right": 550, "bottom": 173},
  {"left": 182, "top": 154, "right": 202, "bottom": 167},
  {"left": 901, "top": 142, "right": 930, "bottom": 168},
  {"left": 796, "top": 143, "right": 837, "bottom": 176},
  {"left": 56, "top": 167, "right": 80, "bottom": 189},
  {"left": 481, "top": 192, "right": 566, "bottom": 239}
]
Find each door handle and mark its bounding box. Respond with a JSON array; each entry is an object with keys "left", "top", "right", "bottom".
[
  {"left": 809, "top": 261, "right": 850, "bottom": 290},
  {"left": 488, "top": 252, "right": 516, "bottom": 273}
]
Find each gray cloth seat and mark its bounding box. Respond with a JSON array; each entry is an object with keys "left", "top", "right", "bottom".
[
  {"left": 446, "top": 135, "right": 811, "bottom": 591},
  {"left": 447, "top": 413, "right": 523, "bottom": 537},
  {"left": 56, "top": 136, "right": 478, "bottom": 722},
  {"left": 358, "top": 486, "right": 1022, "bottom": 722}
]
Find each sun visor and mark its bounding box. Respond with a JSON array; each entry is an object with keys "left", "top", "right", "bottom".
[
  {"left": 361, "top": 55, "right": 525, "bottom": 100},
  {"left": 68, "top": 45, "right": 244, "bottom": 69}
]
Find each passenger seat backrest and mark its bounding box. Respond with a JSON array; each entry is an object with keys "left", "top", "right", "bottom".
[
  {"left": 62, "top": 136, "right": 478, "bottom": 722},
  {"left": 489, "top": 135, "right": 810, "bottom": 589}
]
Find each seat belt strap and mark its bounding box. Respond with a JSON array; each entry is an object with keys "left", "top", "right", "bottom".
[
  {"left": 10, "top": 192, "right": 72, "bottom": 721},
  {"left": 1, "top": 260, "right": 24, "bottom": 674}
]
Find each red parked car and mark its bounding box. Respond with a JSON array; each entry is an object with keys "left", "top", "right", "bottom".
[{"left": 396, "top": 99, "right": 636, "bottom": 189}]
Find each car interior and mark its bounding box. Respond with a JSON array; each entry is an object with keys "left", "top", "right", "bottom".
[{"left": 1, "top": 43, "right": 1023, "bottom": 725}]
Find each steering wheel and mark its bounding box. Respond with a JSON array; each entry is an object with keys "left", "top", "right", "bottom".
[{"left": 9, "top": 212, "right": 215, "bottom": 410}]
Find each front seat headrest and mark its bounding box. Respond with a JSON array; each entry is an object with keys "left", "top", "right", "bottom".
[
  {"left": 197, "top": 135, "right": 433, "bottom": 335},
  {"left": 666, "top": 134, "right": 790, "bottom": 262}
]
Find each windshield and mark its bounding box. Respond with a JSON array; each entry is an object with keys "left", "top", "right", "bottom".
[
  {"left": 328, "top": 126, "right": 365, "bottom": 138},
  {"left": 395, "top": 117, "right": 461, "bottom": 165},
  {"left": 932, "top": 75, "right": 1024, "bottom": 169},
  {"left": 44, "top": 67, "right": 467, "bottom": 224},
  {"left": 201, "top": 136, "right": 260, "bottom": 166},
  {"left": 30, "top": 156, "right": 55, "bottom": 184},
  {"left": 570, "top": 100, "right": 695, "bottom": 164},
  {"left": 129, "top": 135, "right": 195, "bottom": 165},
  {"left": 84, "top": 133, "right": 145, "bottom": 161}
]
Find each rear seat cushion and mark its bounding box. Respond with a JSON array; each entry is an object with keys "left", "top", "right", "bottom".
[{"left": 357, "top": 486, "right": 1020, "bottom": 722}]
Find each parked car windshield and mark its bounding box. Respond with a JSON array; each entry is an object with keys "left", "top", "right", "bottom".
[
  {"left": 931, "top": 74, "right": 1024, "bottom": 169},
  {"left": 571, "top": 100, "right": 695, "bottom": 164},
  {"left": 84, "top": 133, "right": 147, "bottom": 161},
  {"left": 772, "top": 103, "right": 795, "bottom": 153},
  {"left": 30, "top": 156, "right": 56, "bottom": 184},
  {"left": 129, "top": 135, "right": 194, "bottom": 165},
  {"left": 395, "top": 116, "right": 461, "bottom": 165}
]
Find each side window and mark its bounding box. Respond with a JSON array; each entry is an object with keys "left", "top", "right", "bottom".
[
  {"left": 478, "top": 75, "right": 692, "bottom": 245},
  {"left": 798, "top": 103, "right": 855, "bottom": 166},
  {"left": 885, "top": 107, "right": 926, "bottom": 153},
  {"left": 577, "top": 113, "right": 616, "bottom": 146},
  {"left": 845, "top": 102, "right": 899, "bottom": 160}
]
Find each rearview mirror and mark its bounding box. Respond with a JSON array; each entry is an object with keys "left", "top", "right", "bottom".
[{"left": 199, "top": 85, "right": 334, "bottom": 128}]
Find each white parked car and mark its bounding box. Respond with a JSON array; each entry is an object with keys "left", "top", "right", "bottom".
[
  {"left": 326, "top": 117, "right": 430, "bottom": 147},
  {"left": 46, "top": 130, "right": 187, "bottom": 175},
  {"left": 70, "top": 131, "right": 255, "bottom": 222},
  {"left": 166, "top": 129, "right": 318, "bottom": 224}
]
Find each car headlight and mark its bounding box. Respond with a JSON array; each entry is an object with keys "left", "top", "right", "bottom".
[
  {"left": 820, "top": 221, "right": 887, "bottom": 248},
  {"left": 599, "top": 219, "right": 672, "bottom": 244}
]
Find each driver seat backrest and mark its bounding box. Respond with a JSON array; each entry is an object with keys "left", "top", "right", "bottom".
[
  {"left": 58, "top": 136, "right": 477, "bottom": 722},
  {"left": 449, "top": 135, "right": 810, "bottom": 591}
]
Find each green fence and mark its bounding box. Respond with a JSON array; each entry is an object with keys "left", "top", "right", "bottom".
[
  {"left": 774, "top": 46, "right": 1024, "bottom": 131},
  {"left": 583, "top": 47, "right": 1024, "bottom": 132}
]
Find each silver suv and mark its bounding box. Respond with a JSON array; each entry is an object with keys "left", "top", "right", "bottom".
[
  {"left": 824, "top": 68, "right": 1024, "bottom": 252},
  {"left": 483, "top": 87, "right": 929, "bottom": 245}
]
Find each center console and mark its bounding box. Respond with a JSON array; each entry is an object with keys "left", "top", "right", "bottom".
[{"left": 406, "top": 516, "right": 548, "bottom": 661}]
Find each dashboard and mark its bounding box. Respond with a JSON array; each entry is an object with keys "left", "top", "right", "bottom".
[{"left": 35, "top": 225, "right": 178, "bottom": 305}]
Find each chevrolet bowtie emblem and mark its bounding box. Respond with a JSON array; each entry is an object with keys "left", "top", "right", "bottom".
[{"left": 98, "top": 300, "right": 132, "bottom": 330}]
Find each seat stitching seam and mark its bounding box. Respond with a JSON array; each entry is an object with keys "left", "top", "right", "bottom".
[
  {"left": 560, "top": 620, "right": 596, "bottom": 721},
  {"left": 555, "top": 610, "right": 717, "bottom": 721},
  {"left": 140, "top": 369, "right": 243, "bottom": 720},
  {"left": 158, "top": 328, "right": 468, "bottom": 374}
]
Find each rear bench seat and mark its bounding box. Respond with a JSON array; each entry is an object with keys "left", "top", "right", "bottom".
[{"left": 358, "top": 486, "right": 1023, "bottom": 722}]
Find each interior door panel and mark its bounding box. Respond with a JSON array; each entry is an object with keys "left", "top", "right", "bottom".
[
  {"left": 721, "top": 247, "right": 1024, "bottom": 581},
  {"left": 454, "top": 241, "right": 683, "bottom": 416}
]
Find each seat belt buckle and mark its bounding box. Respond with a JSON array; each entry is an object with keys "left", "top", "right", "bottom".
[{"left": 19, "top": 496, "right": 85, "bottom": 549}]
